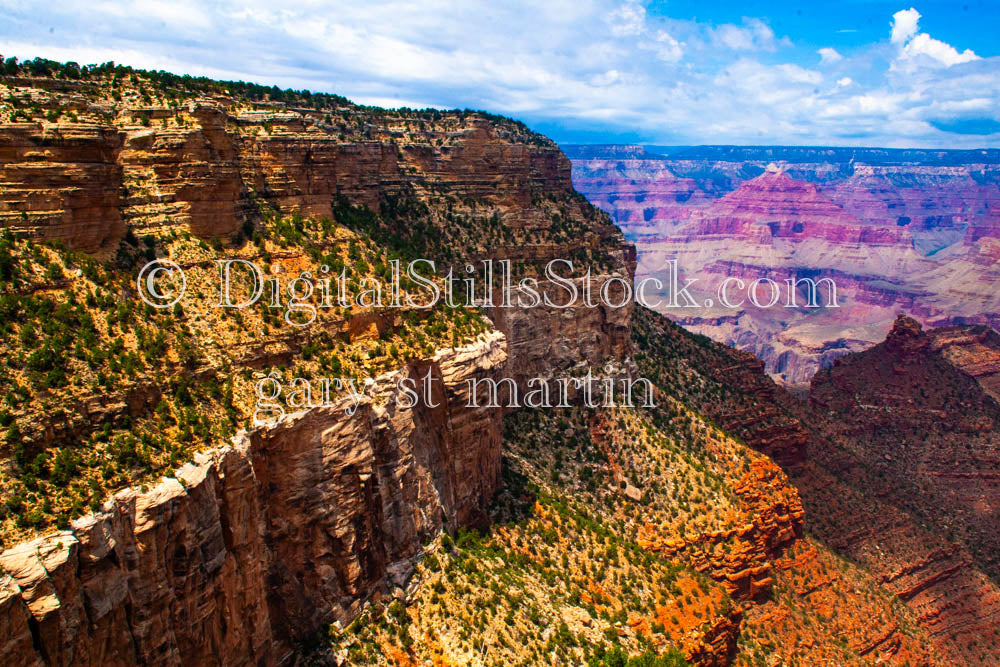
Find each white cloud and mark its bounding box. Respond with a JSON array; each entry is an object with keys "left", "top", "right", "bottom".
[
  {"left": 651, "top": 30, "right": 684, "bottom": 63},
  {"left": 591, "top": 70, "right": 620, "bottom": 86},
  {"left": 712, "top": 18, "right": 782, "bottom": 52},
  {"left": 901, "top": 33, "right": 978, "bottom": 67},
  {"left": 818, "top": 47, "right": 843, "bottom": 65},
  {"left": 0, "top": 1, "right": 996, "bottom": 147},
  {"left": 891, "top": 8, "right": 921, "bottom": 44},
  {"left": 889, "top": 7, "right": 979, "bottom": 68},
  {"left": 608, "top": 1, "right": 646, "bottom": 37}
]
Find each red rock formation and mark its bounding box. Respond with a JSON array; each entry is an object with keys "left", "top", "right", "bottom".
[
  {"left": 571, "top": 149, "right": 1000, "bottom": 386},
  {"left": 793, "top": 316, "right": 1000, "bottom": 664}
]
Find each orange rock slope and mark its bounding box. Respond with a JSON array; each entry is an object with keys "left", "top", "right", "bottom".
[{"left": 635, "top": 305, "right": 1000, "bottom": 664}]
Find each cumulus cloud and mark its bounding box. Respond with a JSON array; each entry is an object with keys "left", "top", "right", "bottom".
[
  {"left": 890, "top": 7, "right": 979, "bottom": 68},
  {"left": 890, "top": 8, "right": 921, "bottom": 44},
  {"left": 900, "top": 33, "right": 978, "bottom": 67},
  {"left": 711, "top": 18, "right": 783, "bottom": 52},
  {"left": 818, "top": 47, "right": 843, "bottom": 64},
  {"left": 0, "top": 1, "right": 996, "bottom": 147}
]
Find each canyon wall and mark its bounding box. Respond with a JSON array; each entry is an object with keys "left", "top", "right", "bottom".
[
  {"left": 0, "top": 335, "right": 507, "bottom": 665},
  {"left": 568, "top": 144, "right": 1000, "bottom": 386},
  {"left": 0, "top": 78, "right": 638, "bottom": 664},
  {"left": 0, "top": 100, "right": 576, "bottom": 253},
  {"left": 790, "top": 316, "right": 1000, "bottom": 665},
  {"left": 4, "top": 74, "right": 977, "bottom": 666},
  {"left": 631, "top": 306, "right": 945, "bottom": 665}
]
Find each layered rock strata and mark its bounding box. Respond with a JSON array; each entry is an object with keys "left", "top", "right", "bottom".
[
  {"left": 569, "top": 145, "right": 1000, "bottom": 386},
  {"left": 0, "top": 335, "right": 506, "bottom": 665}
]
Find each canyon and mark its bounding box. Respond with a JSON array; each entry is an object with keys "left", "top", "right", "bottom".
[
  {"left": 568, "top": 144, "right": 1000, "bottom": 386},
  {"left": 0, "top": 62, "right": 998, "bottom": 666},
  {"left": 0, "top": 66, "right": 639, "bottom": 664}
]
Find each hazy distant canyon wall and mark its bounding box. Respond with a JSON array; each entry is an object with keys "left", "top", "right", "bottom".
[{"left": 568, "top": 144, "right": 1000, "bottom": 385}]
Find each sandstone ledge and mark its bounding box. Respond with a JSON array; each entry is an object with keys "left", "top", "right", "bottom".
[{"left": 0, "top": 333, "right": 507, "bottom": 666}]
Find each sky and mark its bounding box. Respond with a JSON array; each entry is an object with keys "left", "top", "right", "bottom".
[{"left": 1, "top": 0, "right": 998, "bottom": 148}]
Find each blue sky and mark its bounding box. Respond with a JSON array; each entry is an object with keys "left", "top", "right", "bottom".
[{"left": 1, "top": 1, "right": 998, "bottom": 147}]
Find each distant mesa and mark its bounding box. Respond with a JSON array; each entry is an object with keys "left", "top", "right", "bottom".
[{"left": 570, "top": 144, "right": 1000, "bottom": 386}]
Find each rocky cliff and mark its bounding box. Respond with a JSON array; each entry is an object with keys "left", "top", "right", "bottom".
[
  {"left": 809, "top": 315, "right": 1000, "bottom": 583},
  {"left": 0, "top": 336, "right": 507, "bottom": 665},
  {"left": 0, "top": 65, "right": 637, "bottom": 665}
]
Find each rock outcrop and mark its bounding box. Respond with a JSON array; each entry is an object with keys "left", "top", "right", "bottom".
[
  {"left": 809, "top": 315, "right": 1000, "bottom": 580},
  {"left": 0, "top": 335, "right": 507, "bottom": 665},
  {"left": 0, "top": 123, "right": 126, "bottom": 251},
  {"left": 631, "top": 303, "right": 1000, "bottom": 664},
  {"left": 1, "top": 100, "right": 586, "bottom": 254}
]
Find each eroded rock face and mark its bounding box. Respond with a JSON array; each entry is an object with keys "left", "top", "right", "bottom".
[
  {"left": 809, "top": 315, "right": 1000, "bottom": 575},
  {"left": 631, "top": 304, "right": 999, "bottom": 664},
  {"left": 0, "top": 335, "right": 506, "bottom": 665},
  {"left": 569, "top": 145, "right": 1000, "bottom": 387},
  {"left": 636, "top": 457, "right": 804, "bottom": 601},
  {"left": 0, "top": 124, "right": 125, "bottom": 251},
  {"left": 0, "top": 98, "right": 590, "bottom": 253},
  {"left": 119, "top": 106, "right": 245, "bottom": 239}
]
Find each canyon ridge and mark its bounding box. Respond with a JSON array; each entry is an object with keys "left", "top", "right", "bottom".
[{"left": 568, "top": 144, "right": 1000, "bottom": 386}]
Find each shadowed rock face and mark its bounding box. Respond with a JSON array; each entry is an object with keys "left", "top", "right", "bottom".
[
  {"left": 569, "top": 145, "right": 1000, "bottom": 387},
  {"left": 809, "top": 315, "right": 1000, "bottom": 578},
  {"left": 798, "top": 315, "right": 1000, "bottom": 664},
  {"left": 635, "top": 305, "right": 1000, "bottom": 664}
]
